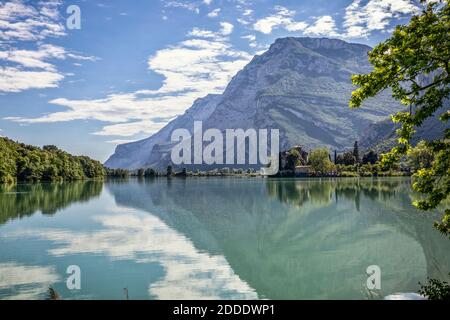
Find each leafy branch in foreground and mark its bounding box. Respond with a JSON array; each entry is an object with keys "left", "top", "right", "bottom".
[
  {"left": 419, "top": 275, "right": 450, "bottom": 300},
  {"left": 350, "top": 0, "right": 450, "bottom": 237}
]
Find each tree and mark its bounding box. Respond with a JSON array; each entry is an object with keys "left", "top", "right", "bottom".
[
  {"left": 350, "top": 0, "right": 450, "bottom": 236},
  {"left": 419, "top": 275, "right": 450, "bottom": 300},
  {"left": 353, "top": 141, "right": 360, "bottom": 163},
  {"left": 145, "top": 168, "right": 156, "bottom": 177},
  {"left": 108, "top": 168, "right": 129, "bottom": 178},
  {"left": 362, "top": 150, "right": 379, "bottom": 165},
  {"left": 308, "top": 148, "right": 334, "bottom": 175},
  {"left": 137, "top": 168, "right": 145, "bottom": 177},
  {"left": 0, "top": 137, "right": 105, "bottom": 182},
  {"left": 43, "top": 165, "right": 59, "bottom": 180},
  {"left": 342, "top": 152, "right": 356, "bottom": 166},
  {"left": 335, "top": 151, "right": 357, "bottom": 166},
  {"left": 166, "top": 165, "right": 173, "bottom": 176},
  {"left": 286, "top": 149, "right": 301, "bottom": 171},
  {"left": 407, "top": 140, "right": 434, "bottom": 172},
  {"left": 43, "top": 145, "right": 59, "bottom": 152}
]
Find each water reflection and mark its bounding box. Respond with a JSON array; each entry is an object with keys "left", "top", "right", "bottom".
[
  {"left": 0, "top": 178, "right": 449, "bottom": 300},
  {"left": 24, "top": 211, "right": 257, "bottom": 299},
  {"left": 0, "top": 181, "right": 103, "bottom": 225},
  {"left": 106, "top": 177, "right": 450, "bottom": 299},
  {"left": 266, "top": 178, "right": 404, "bottom": 209},
  {"left": 0, "top": 262, "right": 60, "bottom": 300}
]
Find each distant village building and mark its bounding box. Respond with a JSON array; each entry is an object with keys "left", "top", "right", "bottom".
[
  {"left": 278, "top": 146, "right": 311, "bottom": 176},
  {"left": 295, "top": 165, "right": 312, "bottom": 177}
]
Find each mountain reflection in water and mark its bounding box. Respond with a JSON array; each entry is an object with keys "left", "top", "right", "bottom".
[{"left": 0, "top": 178, "right": 449, "bottom": 300}]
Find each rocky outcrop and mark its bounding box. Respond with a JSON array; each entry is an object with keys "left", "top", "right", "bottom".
[{"left": 106, "top": 37, "right": 404, "bottom": 170}]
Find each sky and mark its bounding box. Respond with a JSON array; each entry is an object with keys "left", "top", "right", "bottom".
[{"left": 0, "top": 0, "right": 425, "bottom": 162}]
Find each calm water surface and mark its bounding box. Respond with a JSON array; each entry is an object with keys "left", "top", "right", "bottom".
[{"left": 0, "top": 177, "right": 449, "bottom": 300}]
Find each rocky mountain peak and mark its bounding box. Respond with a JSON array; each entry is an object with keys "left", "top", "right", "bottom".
[
  {"left": 105, "top": 37, "right": 402, "bottom": 170},
  {"left": 268, "top": 37, "right": 371, "bottom": 54}
]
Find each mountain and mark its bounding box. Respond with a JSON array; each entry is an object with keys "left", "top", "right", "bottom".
[
  {"left": 105, "top": 37, "right": 404, "bottom": 170},
  {"left": 360, "top": 107, "right": 449, "bottom": 153},
  {"left": 360, "top": 71, "right": 449, "bottom": 153}
]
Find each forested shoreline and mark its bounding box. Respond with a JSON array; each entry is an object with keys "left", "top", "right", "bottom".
[{"left": 0, "top": 137, "right": 105, "bottom": 183}]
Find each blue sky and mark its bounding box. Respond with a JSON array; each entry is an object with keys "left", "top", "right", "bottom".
[{"left": 0, "top": 0, "right": 423, "bottom": 162}]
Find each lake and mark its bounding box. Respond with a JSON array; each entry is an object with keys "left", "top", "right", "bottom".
[{"left": 0, "top": 177, "right": 449, "bottom": 300}]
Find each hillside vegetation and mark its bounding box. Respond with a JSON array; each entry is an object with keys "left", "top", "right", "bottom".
[{"left": 0, "top": 137, "right": 105, "bottom": 183}]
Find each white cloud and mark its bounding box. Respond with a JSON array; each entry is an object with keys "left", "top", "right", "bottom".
[
  {"left": 165, "top": 1, "right": 200, "bottom": 14},
  {"left": 241, "top": 34, "right": 258, "bottom": 48},
  {"left": 66, "top": 53, "right": 99, "bottom": 62},
  {"left": 0, "top": 44, "right": 96, "bottom": 71},
  {"left": 106, "top": 139, "right": 140, "bottom": 145},
  {"left": 253, "top": 1, "right": 419, "bottom": 38},
  {"left": 187, "top": 27, "right": 218, "bottom": 39},
  {"left": 186, "top": 21, "right": 235, "bottom": 40},
  {"left": 4, "top": 210, "right": 258, "bottom": 299},
  {"left": 343, "top": 0, "right": 419, "bottom": 38},
  {"left": 219, "top": 22, "right": 234, "bottom": 35},
  {"left": 0, "top": 67, "right": 64, "bottom": 92},
  {"left": 0, "top": 44, "right": 98, "bottom": 92},
  {"left": 0, "top": 262, "right": 60, "bottom": 300},
  {"left": 7, "top": 25, "right": 251, "bottom": 137},
  {"left": 285, "top": 21, "right": 309, "bottom": 32},
  {"left": 253, "top": 6, "right": 308, "bottom": 34},
  {"left": 0, "top": 44, "right": 64, "bottom": 71},
  {"left": 0, "top": 0, "right": 65, "bottom": 41},
  {"left": 94, "top": 120, "right": 168, "bottom": 137},
  {"left": 203, "top": 0, "right": 213, "bottom": 5},
  {"left": 237, "top": 18, "right": 251, "bottom": 25},
  {"left": 305, "top": 16, "right": 338, "bottom": 37},
  {"left": 0, "top": 1, "right": 97, "bottom": 93},
  {"left": 242, "top": 35, "right": 256, "bottom": 42},
  {"left": 207, "top": 8, "right": 221, "bottom": 18},
  {"left": 236, "top": 5, "right": 254, "bottom": 25}
]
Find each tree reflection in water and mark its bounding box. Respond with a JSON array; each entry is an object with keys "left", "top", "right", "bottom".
[{"left": 0, "top": 181, "right": 103, "bottom": 225}]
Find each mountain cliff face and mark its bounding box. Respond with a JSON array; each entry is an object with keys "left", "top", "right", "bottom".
[
  {"left": 105, "top": 37, "right": 404, "bottom": 170},
  {"left": 360, "top": 105, "right": 449, "bottom": 152},
  {"left": 359, "top": 71, "right": 449, "bottom": 152}
]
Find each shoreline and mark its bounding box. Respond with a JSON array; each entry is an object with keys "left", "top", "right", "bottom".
[{"left": 0, "top": 174, "right": 415, "bottom": 185}]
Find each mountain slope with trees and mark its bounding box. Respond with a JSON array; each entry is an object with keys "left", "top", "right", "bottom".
[{"left": 0, "top": 137, "right": 105, "bottom": 183}]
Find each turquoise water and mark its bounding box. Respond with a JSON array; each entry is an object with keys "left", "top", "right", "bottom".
[{"left": 0, "top": 177, "right": 449, "bottom": 300}]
